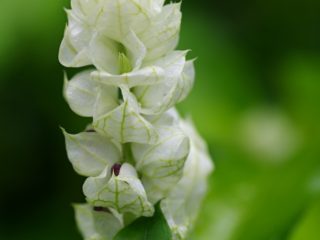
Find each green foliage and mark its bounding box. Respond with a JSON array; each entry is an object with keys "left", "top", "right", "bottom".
[
  {"left": 289, "top": 200, "right": 320, "bottom": 240},
  {"left": 114, "top": 203, "right": 171, "bottom": 240}
]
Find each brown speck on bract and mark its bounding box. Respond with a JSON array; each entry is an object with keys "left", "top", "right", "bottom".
[
  {"left": 93, "top": 206, "right": 111, "bottom": 213},
  {"left": 111, "top": 163, "right": 122, "bottom": 176}
]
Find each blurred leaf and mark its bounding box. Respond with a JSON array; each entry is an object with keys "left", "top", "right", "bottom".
[
  {"left": 289, "top": 200, "right": 320, "bottom": 240},
  {"left": 278, "top": 53, "right": 320, "bottom": 136},
  {"left": 191, "top": 145, "right": 320, "bottom": 240},
  {"left": 177, "top": 10, "right": 262, "bottom": 145},
  {"left": 114, "top": 203, "right": 171, "bottom": 240}
]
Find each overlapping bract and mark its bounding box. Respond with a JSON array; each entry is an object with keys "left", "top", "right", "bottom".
[
  {"left": 60, "top": 0, "right": 213, "bottom": 239},
  {"left": 83, "top": 163, "right": 154, "bottom": 217},
  {"left": 74, "top": 204, "right": 123, "bottom": 240},
  {"left": 59, "top": 0, "right": 181, "bottom": 70},
  {"left": 63, "top": 50, "right": 194, "bottom": 144},
  {"left": 161, "top": 120, "right": 214, "bottom": 239}
]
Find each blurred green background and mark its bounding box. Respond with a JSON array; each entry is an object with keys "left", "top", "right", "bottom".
[{"left": 0, "top": 0, "right": 320, "bottom": 239}]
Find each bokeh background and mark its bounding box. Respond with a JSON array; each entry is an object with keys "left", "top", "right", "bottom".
[{"left": 1, "top": 0, "right": 320, "bottom": 239}]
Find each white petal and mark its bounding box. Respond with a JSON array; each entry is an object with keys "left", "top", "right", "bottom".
[
  {"left": 65, "top": 1, "right": 181, "bottom": 70},
  {"left": 83, "top": 164, "right": 154, "bottom": 217},
  {"left": 93, "top": 86, "right": 158, "bottom": 144},
  {"left": 122, "top": 29, "right": 147, "bottom": 71},
  {"left": 161, "top": 119, "right": 214, "bottom": 239},
  {"left": 66, "top": 11, "right": 92, "bottom": 52},
  {"left": 152, "top": 50, "right": 187, "bottom": 76},
  {"left": 96, "top": 0, "right": 152, "bottom": 41},
  {"left": 59, "top": 24, "right": 91, "bottom": 67},
  {"left": 91, "top": 66, "right": 164, "bottom": 88},
  {"left": 88, "top": 30, "right": 146, "bottom": 74},
  {"left": 93, "top": 84, "right": 119, "bottom": 119},
  {"left": 90, "top": 40, "right": 185, "bottom": 89},
  {"left": 141, "top": 0, "right": 165, "bottom": 14},
  {"left": 64, "top": 70, "right": 97, "bottom": 117},
  {"left": 133, "top": 51, "right": 194, "bottom": 115},
  {"left": 63, "top": 129, "right": 121, "bottom": 177},
  {"left": 65, "top": 1, "right": 180, "bottom": 68},
  {"left": 132, "top": 126, "right": 190, "bottom": 203},
  {"left": 177, "top": 59, "right": 195, "bottom": 102},
  {"left": 153, "top": 0, "right": 165, "bottom": 10},
  {"left": 141, "top": 3, "right": 182, "bottom": 62},
  {"left": 89, "top": 33, "right": 120, "bottom": 74},
  {"left": 71, "top": 0, "right": 105, "bottom": 21},
  {"left": 74, "top": 203, "right": 123, "bottom": 240},
  {"left": 145, "top": 108, "right": 180, "bottom": 127}
]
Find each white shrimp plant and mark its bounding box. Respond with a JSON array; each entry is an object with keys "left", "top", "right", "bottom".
[{"left": 59, "top": 0, "right": 213, "bottom": 239}]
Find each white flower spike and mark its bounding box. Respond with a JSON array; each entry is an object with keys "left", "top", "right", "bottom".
[{"left": 60, "top": 0, "right": 213, "bottom": 239}]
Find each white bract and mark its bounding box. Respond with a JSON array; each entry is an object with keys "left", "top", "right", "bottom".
[
  {"left": 63, "top": 52, "right": 193, "bottom": 143},
  {"left": 62, "top": 129, "right": 121, "bottom": 176},
  {"left": 60, "top": 0, "right": 213, "bottom": 239},
  {"left": 161, "top": 120, "right": 214, "bottom": 239},
  {"left": 92, "top": 86, "right": 159, "bottom": 144},
  {"left": 83, "top": 163, "right": 154, "bottom": 217},
  {"left": 59, "top": 0, "right": 181, "bottom": 70},
  {"left": 74, "top": 204, "right": 123, "bottom": 240},
  {"left": 132, "top": 125, "right": 190, "bottom": 204}
]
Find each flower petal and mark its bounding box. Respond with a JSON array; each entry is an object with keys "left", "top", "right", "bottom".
[
  {"left": 122, "top": 29, "right": 147, "bottom": 71},
  {"left": 161, "top": 119, "right": 214, "bottom": 239},
  {"left": 64, "top": 70, "right": 97, "bottom": 117},
  {"left": 93, "top": 84, "right": 119, "bottom": 119},
  {"left": 91, "top": 66, "right": 164, "bottom": 88},
  {"left": 71, "top": 0, "right": 105, "bottom": 22},
  {"left": 59, "top": 24, "right": 91, "bottom": 67},
  {"left": 93, "top": 86, "right": 158, "bottom": 144},
  {"left": 133, "top": 51, "right": 194, "bottom": 115},
  {"left": 141, "top": 3, "right": 182, "bottom": 62},
  {"left": 89, "top": 33, "right": 120, "bottom": 74},
  {"left": 88, "top": 29, "right": 146, "bottom": 74},
  {"left": 141, "top": 0, "right": 165, "bottom": 14},
  {"left": 145, "top": 107, "right": 180, "bottom": 127},
  {"left": 83, "top": 164, "right": 154, "bottom": 217},
  {"left": 177, "top": 59, "right": 195, "bottom": 102},
  {"left": 96, "top": 0, "right": 152, "bottom": 41},
  {"left": 132, "top": 125, "right": 190, "bottom": 203},
  {"left": 63, "top": 129, "right": 121, "bottom": 177},
  {"left": 74, "top": 203, "right": 123, "bottom": 240}
]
